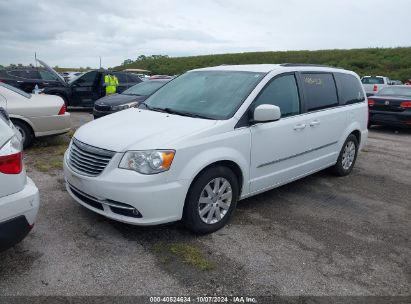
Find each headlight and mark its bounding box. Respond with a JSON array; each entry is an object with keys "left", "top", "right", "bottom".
[
  {"left": 111, "top": 101, "right": 139, "bottom": 111},
  {"left": 119, "top": 150, "right": 175, "bottom": 174}
]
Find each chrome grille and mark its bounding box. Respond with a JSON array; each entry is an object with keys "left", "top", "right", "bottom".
[{"left": 68, "top": 138, "right": 115, "bottom": 176}]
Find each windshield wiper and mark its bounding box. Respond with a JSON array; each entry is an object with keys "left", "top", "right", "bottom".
[
  {"left": 143, "top": 104, "right": 212, "bottom": 119},
  {"left": 142, "top": 103, "right": 166, "bottom": 112},
  {"left": 162, "top": 108, "right": 212, "bottom": 119}
]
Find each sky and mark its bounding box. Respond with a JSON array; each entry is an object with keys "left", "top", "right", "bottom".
[{"left": 0, "top": 0, "right": 410, "bottom": 68}]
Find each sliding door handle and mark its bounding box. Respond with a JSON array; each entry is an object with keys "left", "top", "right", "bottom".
[{"left": 293, "top": 123, "right": 306, "bottom": 130}]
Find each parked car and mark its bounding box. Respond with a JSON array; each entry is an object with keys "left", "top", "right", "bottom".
[
  {"left": 361, "top": 76, "right": 391, "bottom": 96},
  {"left": 0, "top": 65, "right": 66, "bottom": 94},
  {"left": 39, "top": 60, "right": 142, "bottom": 108},
  {"left": 0, "top": 82, "right": 71, "bottom": 148},
  {"left": 0, "top": 108, "right": 39, "bottom": 252},
  {"left": 93, "top": 79, "right": 170, "bottom": 119},
  {"left": 368, "top": 85, "right": 411, "bottom": 127},
  {"left": 390, "top": 80, "right": 403, "bottom": 85},
  {"left": 64, "top": 64, "right": 368, "bottom": 234}
]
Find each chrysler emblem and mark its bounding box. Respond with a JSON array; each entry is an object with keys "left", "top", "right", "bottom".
[{"left": 384, "top": 100, "right": 390, "bottom": 105}]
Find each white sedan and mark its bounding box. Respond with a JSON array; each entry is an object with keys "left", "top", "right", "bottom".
[
  {"left": 0, "top": 82, "right": 71, "bottom": 148},
  {"left": 0, "top": 108, "right": 39, "bottom": 252}
]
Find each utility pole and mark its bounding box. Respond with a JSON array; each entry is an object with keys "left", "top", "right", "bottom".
[
  {"left": 99, "top": 56, "right": 102, "bottom": 69},
  {"left": 34, "top": 52, "right": 37, "bottom": 67}
]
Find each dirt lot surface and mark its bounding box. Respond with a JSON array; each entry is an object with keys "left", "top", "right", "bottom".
[{"left": 0, "top": 112, "right": 410, "bottom": 297}]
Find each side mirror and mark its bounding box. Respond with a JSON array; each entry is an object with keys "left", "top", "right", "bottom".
[{"left": 252, "top": 104, "right": 281, "bottom": 123}]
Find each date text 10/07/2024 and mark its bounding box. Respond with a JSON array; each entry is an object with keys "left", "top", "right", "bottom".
[{"left": 149, "top": 296, "right": 258, "bottom": 303}]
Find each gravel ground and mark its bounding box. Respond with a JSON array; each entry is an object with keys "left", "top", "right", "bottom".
[{"left": 0, "top": 112, "right": 410, "bottom": 297}]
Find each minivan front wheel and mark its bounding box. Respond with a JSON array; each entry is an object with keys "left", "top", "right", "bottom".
[
  {"left": 332, "top": 134, "right": 359, "bottom": 176},
  {"left": 183, "top": 166, "right": 239, "bottom": 234}
]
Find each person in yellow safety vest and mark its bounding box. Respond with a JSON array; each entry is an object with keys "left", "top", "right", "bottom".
[{"left": 104, "top": 73, "right": 119, "bottom": 95}]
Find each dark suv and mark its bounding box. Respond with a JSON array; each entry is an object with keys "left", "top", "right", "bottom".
[
  {"left": 0, "top": 59, "right": 142, "bottom": 108},
  {"left": 43, "top": 69, "right": 142, "bottom": 108},
  {"left": 0, "top": 66, "right": 65, "bottom": 93}
]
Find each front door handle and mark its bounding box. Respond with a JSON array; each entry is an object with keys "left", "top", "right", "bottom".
[
  {"left": 294, "top": 123, "right": 306, "bottom": 131},
  {"left": 309, "top": 120, "right": 320, "bottom": 127}
]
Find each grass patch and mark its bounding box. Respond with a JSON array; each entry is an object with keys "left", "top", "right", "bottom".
[
  {"left": 170, "top": 244, "right": 215, "bottom": 271},
  {"left": 24, "top": 132, "right": 73, "bottom": 174},
  {"left": 150, "top": 242, "right": 215, "bottom": 271},
  {"left": 33, "top": 160, "right": 52, "bottom": 172}
]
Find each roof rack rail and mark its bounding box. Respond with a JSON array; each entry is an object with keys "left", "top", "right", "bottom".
[{"left": 280, "top": 63, "right": 343, "bottom": 69}]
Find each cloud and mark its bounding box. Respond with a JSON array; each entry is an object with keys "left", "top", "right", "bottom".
[{"left": 0, "top": 0, "right": 410, "bottom": 68}]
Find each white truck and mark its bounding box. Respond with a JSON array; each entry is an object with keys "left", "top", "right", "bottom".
[{"left": 361, "top": 76, "right": 391, "bottom": 96}]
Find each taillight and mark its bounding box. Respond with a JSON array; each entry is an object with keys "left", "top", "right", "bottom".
[
  {"left": 399, "top": 101, "right": 411, "bottom": 108},
  {"left": 368, "top": 99, "right": 375, "bottom": 106},
  {"left": 373, "top": 85, "right": 378, "bottom": 92},
  {"left": 58, "top": 104, "right": 66, "bottom": 115},
  {"left": 0, "top": 136, "right": 23, "bottom": 174}
]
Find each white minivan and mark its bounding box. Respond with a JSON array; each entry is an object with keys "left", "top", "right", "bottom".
[
  {"left": 64, "top": 64, "right": 368, "bottom": 234},
  {"left": 0, "top": 108, "right": 39, "bottom": 251}
]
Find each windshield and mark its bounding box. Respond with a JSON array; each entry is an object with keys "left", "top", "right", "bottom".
[
  {"left": 144, "top": 71, "right": 264, "bottom": 120},
  {"left": 123, "top": 81, "right": 166, "bottom": 96},
  {"left": 376, "top": 86, "right": 411, "bottom": 97},
  {"left": 0, "top": 82, "right": 31, "bottom": 99},
  {"left": 68, "top": 74, "right": 84, "bottom": 84},
  {"left": 362, "top": 77, "right": 384, "bottom": 84}
]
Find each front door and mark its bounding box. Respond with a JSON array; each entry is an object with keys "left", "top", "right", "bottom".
[
  {"left": 250, "top": 73, "right": 309, "bottom": 193},
  {"left": 71, "top": 71, "right": 100, "bottom": 107}
]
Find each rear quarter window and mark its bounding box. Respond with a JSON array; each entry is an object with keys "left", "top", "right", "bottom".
[
  {"left": 335, "top": 73, "right": 365, "bottom": 105},
  {"left": 302, "top": 73, "right": 338, "bottom": 112}
]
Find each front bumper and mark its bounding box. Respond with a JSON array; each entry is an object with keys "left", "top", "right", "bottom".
[
  {"left": 369, "top": 110, "right": 411, "bottom": 127},
  {"left": 0, "top": 177, "right": 40, "bottom": 252},
  {"left": 63, "top": 152, "right": 190, "bottom": 225},
  {"left": 93, "top": 109, "right": 115, "bottom": 119}
]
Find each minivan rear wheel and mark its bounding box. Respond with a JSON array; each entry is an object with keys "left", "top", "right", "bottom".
[
  {"left": 183, "top": 166, "right": 239, "bottom": 234},
  {"left": 332, "top": 134, "right": 358, "bottom": 176}
]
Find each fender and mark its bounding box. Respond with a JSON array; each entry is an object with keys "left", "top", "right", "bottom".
[
  {"left": 174, "top": 146, "right": 250, "bottom": 198},
  {"left": 9, "top": 114, "right": 35, "bottom": 131}
]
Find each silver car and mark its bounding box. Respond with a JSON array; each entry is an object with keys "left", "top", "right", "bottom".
[{"left": 0, "top": 82, "right": 71, "bottom": 148}]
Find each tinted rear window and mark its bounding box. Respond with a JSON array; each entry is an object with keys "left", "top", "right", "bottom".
[
  {"left": 335, "top": 73, "right": 365, "bottom": 105},
  {"left": 302, "top": 73, "right": 338, "bottom": 112},
  {"left": 361, "top": 77, "right": 384, "bottom": 84},
  {"left": 114, "top": 73, "right": 128, "bottom": 84},
  {"left": 376, "top": 86, "right": 411, "bottom": 97}
]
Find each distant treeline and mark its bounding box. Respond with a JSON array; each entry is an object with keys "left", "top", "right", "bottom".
[{"left": 116, "top": 47, "right": 411, "bottom": 81}]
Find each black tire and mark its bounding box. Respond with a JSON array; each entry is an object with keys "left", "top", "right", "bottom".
[
  {"left": 11, "top": 119, "right": 34, "bottom": 149},
  {"left": 332, "top": 134, "right": 359, "bottom": 176},
  {"left": 183, "top": 166, "right": 239, "bottom": 234}
]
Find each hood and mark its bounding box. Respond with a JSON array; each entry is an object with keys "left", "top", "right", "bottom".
[
  {"left": 95, "top": 93, "right": 147, "bottom": 107},
  {"left": 74, "top": 108, "right": 217, "bottom": 152},
  {"left": 36, "top": 59, "right": 67, "bottom": 86}
]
